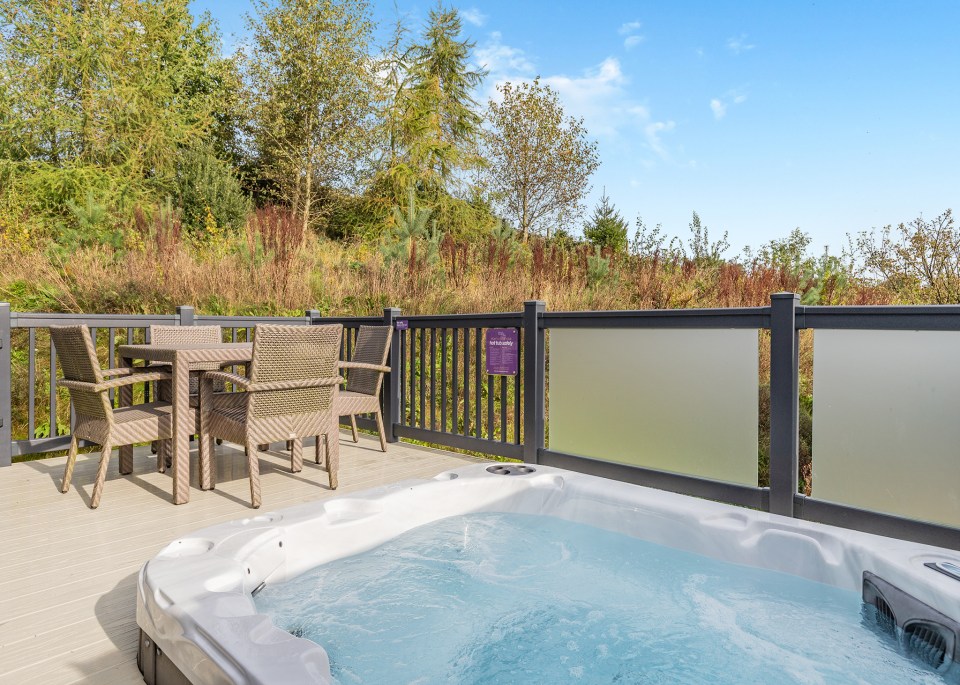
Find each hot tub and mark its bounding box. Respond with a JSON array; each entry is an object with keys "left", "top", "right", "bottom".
[{"left": 136, "top": 464, "right": 960, "bottom": 684}]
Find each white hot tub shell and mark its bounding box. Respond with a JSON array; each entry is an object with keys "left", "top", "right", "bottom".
[{"left": 136, "top": 464, "right": 960, "bottom": 684}]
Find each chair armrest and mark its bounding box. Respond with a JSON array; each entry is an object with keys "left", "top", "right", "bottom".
[
  {"left": 100, "top": 367, "right": 135, "bottom": 378},
  {"left": 247, "top": 376, "right": 344, "bottom": 392},
  {"left": 338, "top": 361, "right": 391, "bottom": 374},
  {"left": 201, "top": 370, "right": 252, "bottom": 389},
  {"left": 57, "top": 370, "right": 171, "bottom": 393}
]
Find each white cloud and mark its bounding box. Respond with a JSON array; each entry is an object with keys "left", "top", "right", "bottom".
[
  {"left": 461, "top": 8, "right": 487, "bottom": 27},
  {"left": 726, "top": 34, "right": 755, "bottom": 54},
  {"left": 710, "top": 90, "right": 748, "bottom": 120},
  {"left": 710, "top": 98, "right": 726, "bottom": 119},
  {"left": 644, "top": 121, "right": 675, "bottom": 159},
  {"left": 624, "top": 35, "right": 644, "bottom": 49},
  {"left": 618, "top": 21, "right": 642, "bottom": 35},
  {"left": 478, "top": 34, "right": 676, "bottom": 161},
  {"left": 475, "top": 31, "right": 535, "bottom": 77}
]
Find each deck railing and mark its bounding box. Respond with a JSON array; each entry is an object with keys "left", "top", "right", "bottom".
[{"left": 2, "top": 295, "right": 960, "bottom": 550}]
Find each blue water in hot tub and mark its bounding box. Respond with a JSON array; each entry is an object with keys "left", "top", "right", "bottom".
[{"left": 254, "top": 512, "right": 953, "bottom": 684}]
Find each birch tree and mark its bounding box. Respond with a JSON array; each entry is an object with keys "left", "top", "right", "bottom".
[
  {"left": 484, "top": 78, "right": 599, "bottom": 240},
  {"left": 245, "top": 0, "right": 377, "bottom": 232}
]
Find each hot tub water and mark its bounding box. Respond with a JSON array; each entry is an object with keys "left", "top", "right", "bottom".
[{"left": 254, "top": 512, "right": 949, "bottom": 684}]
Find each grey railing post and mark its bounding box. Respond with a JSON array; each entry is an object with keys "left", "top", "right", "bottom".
[
  {"left": 304, "top": 309, "right": 321, "bottom": 323},
  {"left": 177, "top": 305, "right": 194, "bottom": 326},
  {"left": 769, "top": 292, "right": 800, "bottom": 516},
  {"left": 522, "top": 300, "right": 546, "bottom": 464},
  {"left": 0, "top": 303, "right": 10, "bottom": 466},
  {"left": 383, "top": 307, "right": 401, "bottom": 443}
]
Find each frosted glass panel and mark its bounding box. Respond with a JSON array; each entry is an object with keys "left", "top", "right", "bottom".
[
  {"left": 812, "top": 330, "right": 960, "bottom": 527},
  {"left": 549, "top": 329, "right": 758, "bottom": 485}
]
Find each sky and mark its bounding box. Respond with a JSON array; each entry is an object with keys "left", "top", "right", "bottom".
[{"left": 192, "top": 0, "right": 960, "bottom": 256}]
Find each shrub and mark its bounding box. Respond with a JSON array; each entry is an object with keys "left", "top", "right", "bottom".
[{"left": 173, "top": 145, "right": 250, "bottom": 237}]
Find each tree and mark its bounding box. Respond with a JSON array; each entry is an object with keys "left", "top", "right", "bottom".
[
  {"left": 685, "top": 211, "right": 729, "bottom": 264},
  {"left": 850, "top": 209, "right": 959, "bottom": 303},
  {"left": 484, "top": 78, "right": 599, "bottom": 240},
  {"left": 583, "top": 189, "right": 629, "bottom": 253},
  {"left": 245, "top": 0, "right": 377, "bottom": 233},
  {"left": 375, "top": 4, "right": 485, "bottom": 200},
  {"left": 0, "top": 0, "right": 230, "bottom": 186}
]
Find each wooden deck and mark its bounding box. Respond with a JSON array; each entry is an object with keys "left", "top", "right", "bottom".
[{"left": 0, "top": 434, "right": 488, "bottom": 685}]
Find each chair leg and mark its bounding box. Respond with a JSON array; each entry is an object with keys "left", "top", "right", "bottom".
[
  {"left": 315, "top": 434, "right": 325, "bottom": 466},
  {"left": 90, "top": 439, "right": 113, "bottom": 509},
  {"left": 374, "top": 410, "right": 387, "bottom": 452},
  {"left": 157, "top": 439, "right": 168, "bottom": 473},
  {"left": 326, "top": 416, "right": 340, "bottom": 490},
  {"left": 350, "top": 415, "right": 358, "bottom": 443},
  {"left": 290, "top": 438, "right": 303, "bottom": 473},
  {"left": 246, "top": 441, "right": 262, "bottom": 509},
  {"left": 61, "top": 435, "right": 79, "bottom": 493}
]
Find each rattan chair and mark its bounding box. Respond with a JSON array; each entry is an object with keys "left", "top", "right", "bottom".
[
  {"left": 50, "top": 325, "right": 172, "bottom": 509},
  {"left": 336, "top": 325, "right": 392, "bottom": 452},
  {"left": 147, "top": 325, "right": 241, "bottom": 472},
  {"left": 198, "top": 324, "right": 343, "bottom": 508}
]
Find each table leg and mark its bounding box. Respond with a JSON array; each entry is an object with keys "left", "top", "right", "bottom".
[
  {"left": 172, "top": 354, "right": 191, "bottom": 504},
  {"left": 118, "top": 354, "right": 134, "bottom": 475}
]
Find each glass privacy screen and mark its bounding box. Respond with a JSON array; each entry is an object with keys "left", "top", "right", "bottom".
[
  {"left": 812, "top": 329, "right": 960, "bottom": 527},
  {"left": 549, "top": 328, "right": 759, "bottom": 486}
]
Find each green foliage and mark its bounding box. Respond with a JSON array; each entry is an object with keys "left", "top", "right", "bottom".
[
  {"left": 0, "top": 0, "right": 231, "bottom": 186},
  {"left": 849, "top": 209, "right": 959, "bottom": 303},
  {"left": 630, "top": 216, "right": 682, "bottom": 259},
  {"left": 173, "top": 145, "right": 249, "bottom": 236},
  {"left": 245, "top": 0, "right": 378, "bottom": 233},
  {"left": 484, "top": 78, "right": 600, "bottom": 240},
  {"left": 685, "top": 211, "right": 729, "bottom": 265},
  {"left": 382, "top": 189, "right": 434, "bottom": 265},
  {"left": 758, "top": 384, "right": 812, "bottom": 490},
  {"left": 376, "top": 4, "right": 486, "bottom": 199},
  {"left": 586, "top": 245, "right": 611, "bottom": 287},
  {"left": 583, "top": 190, "right": 629, "bottom": 253},
  {"left": 326, "top": 193, "right": 391, "bottom": 240}
]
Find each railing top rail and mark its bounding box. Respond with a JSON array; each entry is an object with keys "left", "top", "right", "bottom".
[
  {"left": 11, "top": 312, "right": 178, "bottom": 328},
  {"left": 196, "top": 315, "right": 310, "bottom": 325},
  {"left": 400, "top": 313, "right": 523, "bottom": 328},
  {"left": 542, "top": 306, "right": 771, "bottom": 329},
  {"left": 799, "top": 304, "right": 960, "bottom": 331}
]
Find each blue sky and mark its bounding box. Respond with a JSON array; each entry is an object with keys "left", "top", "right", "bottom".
[{"left": 193, "top": 0, "right": 960, "bottom": 255}]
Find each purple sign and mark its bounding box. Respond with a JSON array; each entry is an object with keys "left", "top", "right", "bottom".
[
  {"left": 485, "top": 328, "right": 519, "bottom": 376},
  {"left": 395, "top": 320, "right": 409, "bottom": 331}
]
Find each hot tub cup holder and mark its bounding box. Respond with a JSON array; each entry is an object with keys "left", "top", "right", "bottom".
[{"left": 486, "top": 464, "right": 536, "bottom": 476}]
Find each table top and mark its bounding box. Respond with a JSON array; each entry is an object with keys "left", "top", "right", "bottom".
[{"left": 118, "top": 342, "right": 253, "bottom": 364}]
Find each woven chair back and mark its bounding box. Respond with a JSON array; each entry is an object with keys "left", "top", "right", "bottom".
[
  {"left": 50, "top": 325, "right": 111, "bottom": 420},
  {"left": 248, "top": 324, "right": 343, "bottom": 419},
  {"left": 345, "top": 326, "right": 393, "bottom": 397},
  {"left": 150, "top": 325, "right": 223, "bottom": 371}
]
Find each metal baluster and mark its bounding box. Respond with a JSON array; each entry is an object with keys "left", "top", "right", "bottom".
[
  {"left": 463, "top": 329, "right": 470, "bottom": 436},
  {"left": 500, "top": 375, "right": 508, "bottom": 442},
  {"left": 399, "top": 329, "right": 406, "bottom": 426},
  {"left": 28, "top": 328, "right": 35, "bottom": 439},
  {"left": 475, "top": 328, "right": 482, "bottom": 439},
  {"left": 452, "top": 328, "right": 459, "bottom": 434},
  {"left": 420, "top": 328, "right": 427, "bottom": 428},
  {"left": 429, "top": 328, "right": 436, "bottom": 431},
  {"left": 440, "top": 329, "right": 447, "bottom": 433},
  {"left": 514, "top": 334, "right": 521, "bottom": 444},
  {"left": 49, "top": 336, "right": 57, "bottom": 437},
  {"left": 411, "top": 328, "right": 417, "bottom": 426}
]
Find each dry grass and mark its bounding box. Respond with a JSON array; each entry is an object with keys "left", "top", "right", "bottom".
[{"left": 0, "top": 230, "right": 894, "bottom": 317}]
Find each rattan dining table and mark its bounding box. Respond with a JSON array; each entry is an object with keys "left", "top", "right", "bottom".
[{"left": 118, "top": 342, "right": 253, "bottom": 504}]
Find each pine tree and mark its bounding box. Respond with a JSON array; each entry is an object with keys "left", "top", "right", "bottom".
[{"left": 583, "top": 189, "right": 629, "bottom": 253}]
